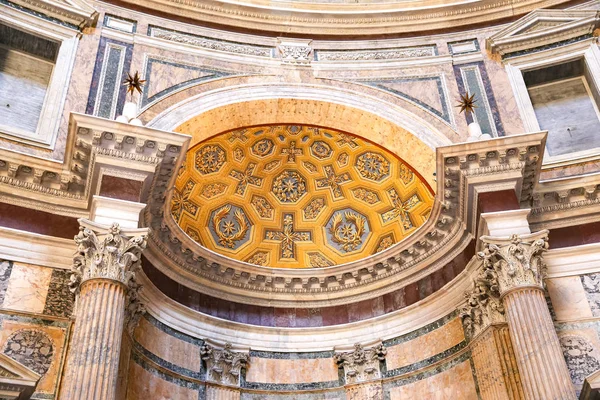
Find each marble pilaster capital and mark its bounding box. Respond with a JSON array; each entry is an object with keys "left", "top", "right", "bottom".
[
  {"left": 201, "top": 343, "right": 249, "bottom": 387},
  {"left": 478, "top": 230, "right": 549, "bottom": 296},
  {"left": 334, "top": 343, "right": 386, "bottom": 384},
  {"left": 460, "top": 264, "right": 505, "bottom": 341},
  {"left": 69, "top": 219, "right": 149, "bottom": 293}
]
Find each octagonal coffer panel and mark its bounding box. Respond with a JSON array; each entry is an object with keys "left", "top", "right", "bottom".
[{"left": 171, "top": 125, "right": 434, "bottom": 268}]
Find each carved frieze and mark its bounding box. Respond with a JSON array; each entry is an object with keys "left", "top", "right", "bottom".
[
  {"left": 201, "top": 343, "right": 249, "bottom": 386},
  {"left": 460, "top": 263, "right": 505, "bottom": 340},
  {"left": 316, "top": 46, "right": 435, "bottom": 61},
  {"left": 334, "top": 343, "right": 386, "bottom": 384},
  {"left": 478, "top": 231, "right": 549, "bottom": 295}
]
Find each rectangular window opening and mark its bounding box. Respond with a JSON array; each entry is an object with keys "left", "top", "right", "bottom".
[
  {"left": 524, "top": 58, "right": 600, "bottom": 158},
  {"left": 0, "top": 23, "right": 59, "bottom": 135}
]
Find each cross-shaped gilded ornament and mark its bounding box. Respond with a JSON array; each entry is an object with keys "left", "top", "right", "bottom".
[
  {"left": 228, "top": 130, "right": 248, "bottom": 143},
  {"left": 337, "top": 133, "right": 358, "bottom": 148},
  {"left": 229, "top": 163, "right": 263, "bottom": 196},
  {"left": 281, "top": 141, "right": 303, "bottom": 162},
  {"left": 381, "top": 188, "right": 420, "bottom": 229},
  {"left": 316, "top": 165, "right": 351, "bottom": 199},
  {"left": 265, "top": 213, "right": 312, "bottom": 260}
]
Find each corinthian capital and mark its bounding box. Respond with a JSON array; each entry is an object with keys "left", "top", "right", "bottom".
[
  {"left": 334, "top": 343, "right": 386, "bottom": 384},
  {"left": 70, "top": 219, "right": 149, "bottom": 292},
  {"left": 460, "top": 264, "right": 505, "bottom": 341},
  {"left": 478, "top": 230, "right": 549, "bottom": 295},
  {"left": 201, "top": 343, "right": 249, "bottom": 386}
]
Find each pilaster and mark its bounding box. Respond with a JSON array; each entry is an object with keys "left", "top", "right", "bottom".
[
  {"left": 478, "top": 231, "right": 576, "bottom": 400},
  {"left": 334, "top": 343, "right": 386, "bottom": 400}
]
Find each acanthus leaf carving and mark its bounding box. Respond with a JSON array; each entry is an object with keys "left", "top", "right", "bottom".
[
  {"left": 70, "top": 222, "right": 149, "bottom": 291},
  {"left": 477, "top": 231, "right": 549, "bottom": 295},
  {"left": 460, "top": 262, "right": 505, "bottom": 341},
  {"left": 334, "top": 343, "right": 386, "bottom": 384},
  {"left": 201, "top": 343, "right": 249, "bottom": 386}
]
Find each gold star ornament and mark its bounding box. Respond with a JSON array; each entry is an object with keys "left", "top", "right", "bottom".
[
  {"left": 456, "top": 92, "right": 477, "bottom": 115},
  {"left": 123, "top": 71, "right": 146, "bottom": 96}
]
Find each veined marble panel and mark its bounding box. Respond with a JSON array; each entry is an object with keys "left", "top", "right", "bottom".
[
  {"left": 387, "top": 359, "right": 477, "bottom": 400},
  {"left": 385, "top": 317, "right": 465, "bottom": 372},
  {"left": 245, "top": 356, "right": 339, "bottom": 385},
  {"left": 355, "top": 75, "right": 454, "bottom": 127},
  {"left": 547, "top": 276, "right": 593, "bottom": 321},
  {"left": 127, "top": 359, "right": 200, "bottom": 400},
  {"left": 2, "top": 262, "right": 52, "bottom": 314},
  {"left": 0, "top": 317, "right": 68, "bottom": 397},
  {"left": 141, "top": 56, "right": 234, "bottom": 108},
  {"left": 134, "top": 316, "right": 202, "bottom": 374}
]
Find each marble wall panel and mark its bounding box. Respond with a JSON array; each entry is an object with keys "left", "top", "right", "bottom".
[
  {"left": 385, "top": 317, "right": 465, "bottom": 371},
  {"left": 134, "top": 316, "right": 202, "bottom": 374},
  {"left": 245, "top": 356, "right": 339, "bottom": 385},
  {"left": 557, "top": 327, "right": 600, "bottom": 394},
  {"left": 547, "top": 276, "right": 594, "bottom": 321},
  {"left": 126, "top": 360, "right": 200, "bottom": 400},
  {"left": 387, "top": 360, "right": 478, "bottom": 400},
  {"left": 2, "top": 262, "right": 52, "bottom": 314},
  {"left": 0, "top": 261, "right": 13, "bottom": 306},
  {"left": 0, "top": 317, "right": 68, "bottom": 397},
  {"left": 42, "top": 268, "right": 75, "bottom": 318}
]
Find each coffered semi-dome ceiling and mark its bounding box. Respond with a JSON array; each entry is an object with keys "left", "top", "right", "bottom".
[{"left": 171, "top": 125, "right": 434, "bottom": 268}]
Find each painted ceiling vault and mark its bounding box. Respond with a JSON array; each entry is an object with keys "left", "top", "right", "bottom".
[{"left": 171, "top": 125, "right": 434, "bottom": 268}]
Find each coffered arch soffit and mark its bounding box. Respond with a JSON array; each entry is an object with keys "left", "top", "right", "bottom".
[{"left": 147, "top": 82, "right": 453, "bottom": 190}]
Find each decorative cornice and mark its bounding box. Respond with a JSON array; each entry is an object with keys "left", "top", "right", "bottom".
[
  {"left": 478, "top": 231, "right": 549, "bottom": 295},
  {"left": 103, "top": 0, "right": 572, "bottom": 36},
  {"left": 201, "top": 343, "right": 249, "bottom": 387},
  {"left": 7, "top": 0, "right": 98, "bottom": 29},
  {"left": 487, "top": 9, "right": 600, "bottom": 57},
  {"left": 334, "top": 343, "right": 386, "bottom": 384}
]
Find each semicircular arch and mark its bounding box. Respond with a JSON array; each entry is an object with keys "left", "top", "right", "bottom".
[{"left": 146, "top": 81, "right": 453, "bottom": 189}]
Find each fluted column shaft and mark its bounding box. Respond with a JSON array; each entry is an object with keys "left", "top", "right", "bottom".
[
  {"left": 61, "top": 219, "right": 148, "bottom": 400},
  {"left": 62, "top": 279, "right": 126, "bottom": 400},
  {"left": 503, "top": 287, "right": 574, "bottom": 400},
  {"left": 471, "top": 324, "right": 524, "bottom": 400}
]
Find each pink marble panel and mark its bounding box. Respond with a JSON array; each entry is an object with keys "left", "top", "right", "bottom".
[
  {"left": 386, "top": 318, "right": 464, "bottom": 370},
  {"left": 389, "top": 360, "right": 478, "bottom": 400},
  {"left": 245, "top": 357, "right": 339, "bottom": 384}
]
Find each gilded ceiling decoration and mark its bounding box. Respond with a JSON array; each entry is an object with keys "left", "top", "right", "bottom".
[{"left": 171, "top": 125, "right": 434, "bottom": 268}]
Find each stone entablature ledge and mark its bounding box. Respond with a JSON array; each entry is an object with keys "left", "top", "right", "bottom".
[
  {"left": 102, "top": 0, "right": 571, "bottom": 36},
  {"left": 142, "top": 132, "right": 545, "bottom": 307},
  {"left": 0, "top": 113, "right": 190, "bottom": 216}
]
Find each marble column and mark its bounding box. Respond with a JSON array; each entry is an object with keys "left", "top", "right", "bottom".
[
  {"left": 479, "top": 231, "right": 575, "bottom": 400},
  {"left": 61, "top": 219, "right": 148, "bottom": 400}
]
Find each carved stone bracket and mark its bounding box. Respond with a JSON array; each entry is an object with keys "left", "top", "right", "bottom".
[
  {"left": 478, "top": 231, "right": 549, "bottom": 296},
  {"left": 334, "top": 343, "right": 386, "bottom": 384},
  {"left": 460, "top": 261, "right": 505, "bottom": 341},
  {"left": 201, "top": 343, "right": 249, "bottom": 387}
]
